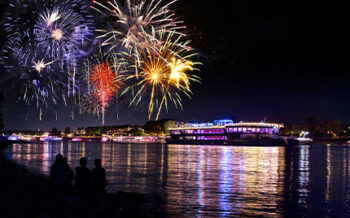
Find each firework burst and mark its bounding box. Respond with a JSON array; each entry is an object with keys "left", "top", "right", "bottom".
[
  {"left": 80, "top": 90, "right": 103, "bottom": 115},
  {"left": 121, "top": 30, "right": 201, "bottom": 120},
  {"left": 20, "top": 57, "right": 67, "bottom": 120},
  {"left": 92, "top": 0, "right": 185, "bottom": 67},
  {"left": 89, "top": 61, "right": 118, "bottom": 107},
  {"left": 2, "top": 0, "right": 94, "bottom": 68},
  {"left": 32, "top": 59, "right": 56, "bottom": 73},
  {"left": 83, "top": 56, "right": 125, "bottom": 125},
  {"left": 34, "top": 6, "right": 93, "bottom": 62}
]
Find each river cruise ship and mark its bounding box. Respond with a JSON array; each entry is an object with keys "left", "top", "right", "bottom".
[{"left": 167, "top": 120, "right": 298, "bottom": 146}]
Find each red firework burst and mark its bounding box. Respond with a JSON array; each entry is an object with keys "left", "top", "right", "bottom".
[
  {"left": 89, "top": 61, "right": 117, "bottom": 108},
  {"left": 89, "top": 61, "right": 123, "bottom": 125}
]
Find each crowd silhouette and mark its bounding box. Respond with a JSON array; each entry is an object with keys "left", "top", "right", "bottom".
[{"left": 50, "top": 153, "right": 106, "bottom": 194}]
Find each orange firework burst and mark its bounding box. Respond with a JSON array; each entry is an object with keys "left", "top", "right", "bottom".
[
  {"left": 89, "top": 61, "right": 123, "bottom": 125},
  {"left": 121, "top": 30, "right": 201, "bottom": 120}
]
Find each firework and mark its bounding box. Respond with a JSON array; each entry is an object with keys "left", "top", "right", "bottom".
[
  {"left": 1, "top": 0, "right": 95, "bottom": 115},
  {"left": 32, "top": 59, "right": 56, "bottom": 73},
  {"left": 84, "top": 58, "right": 125, "bottom": 125},
  {"left": 90, "top": 62, "right": 117, "bottom": 107},
  {"left": 21, "top": 57, "right": 67, "bottom": 119},
  {"left": 168, "top": 57, "right": 194, "bottom": 89},
  {"left": 92, "top": 0, "right": 185, "bottom": 65},
  {"left": 0, "top": 51, "right": 68, "bottom": 120},
  {"left": 3, "top": 0, "right": 94, "bottom": 68},
  {"left": 121, "top": 30, "right": 201, "bottom": 120},
  {"left": 34, "top": 6, "right": 93, "bottom": 62},
  {"left": 80, "top": 90, "right": 103, "bottom": 115}
]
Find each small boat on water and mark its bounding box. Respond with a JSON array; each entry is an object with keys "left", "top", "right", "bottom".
[
  {"left": 296, "top": 131, "right": 313, "bottom": 145},
  {"left": 6, "top": 134, "right": 62, "bottom": 143},
  {"left": 72, "top": 137, "right": 83, "bottom": 142},
  {"left": 167, "top": 119, "right": 299, "bottom": 146},
  {"left": 40, "top": 136, "right": 63, "bottom": 142}
]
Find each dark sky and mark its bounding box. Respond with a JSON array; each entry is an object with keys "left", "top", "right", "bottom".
[{"left": 1, "top": 0, "right": 350, "bottom": 130}]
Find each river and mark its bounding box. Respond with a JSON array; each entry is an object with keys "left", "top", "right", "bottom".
[{"left": 2, "top": 142, "right": 350, "bottom": 217}]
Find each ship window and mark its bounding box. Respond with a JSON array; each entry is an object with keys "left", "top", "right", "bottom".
[
  {"left": 183, "top": 130, "right": 194, "bottom": 134},
  {"left": 171, "top": 130, "right": 181, "bottom": 135},
  {"left": 196, "top": 136, "right": 227, "bottom": 140},
  {"left": 185, "top": 136, "right": 196, "bottom": 140}
]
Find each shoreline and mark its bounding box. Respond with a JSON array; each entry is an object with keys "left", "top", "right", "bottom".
[{"left": 0, "top": 142, "right": 162, "bottom": 217}]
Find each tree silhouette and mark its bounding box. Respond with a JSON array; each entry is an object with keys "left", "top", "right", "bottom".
[{"left": 64, "top": 127, "right": 71, "bottom": 135}]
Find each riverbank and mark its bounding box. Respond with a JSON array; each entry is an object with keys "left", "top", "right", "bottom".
[{"left": 0, "top": 142, "right": 162, "bottom": 217}]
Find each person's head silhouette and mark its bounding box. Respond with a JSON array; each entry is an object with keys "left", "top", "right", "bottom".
[
  {"left": 56, "top": 153, "right": 63, "bottom": 160},
  {"left": 95, "top": 159, "right": 102, "bottom": 168},
  {"left": 55, "top": 153, "right": 63, "bottom": 164},
  {"left": 80, "top": 157, "right": 87, "bottom": 167}
]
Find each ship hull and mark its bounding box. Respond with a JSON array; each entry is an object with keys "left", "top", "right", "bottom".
[{"left": 166, "top": 138, "right": 299, "bottom": 146}]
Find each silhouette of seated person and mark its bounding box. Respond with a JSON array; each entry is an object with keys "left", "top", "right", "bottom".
[
  {"left": 50, "top": 153, "right": 68, "bottom": 187},
  {"left": 92, "top": 159, "right": 106, "bottom": 191},
  {"left": 74, "top": 157, "right": 91, "bottom": 192}
]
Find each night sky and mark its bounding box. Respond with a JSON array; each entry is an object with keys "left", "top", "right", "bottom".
[{"left": 1, "top": 0, "right": 350, "bottom": 130}]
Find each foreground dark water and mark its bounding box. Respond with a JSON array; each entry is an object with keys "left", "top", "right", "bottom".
[{"left": 3, "top": 142, "right": 350, "bottom": 217}]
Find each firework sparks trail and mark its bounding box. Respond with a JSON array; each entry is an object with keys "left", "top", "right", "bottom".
[{"left": 121, "top": 30, "right": 201, "bottom": 120}]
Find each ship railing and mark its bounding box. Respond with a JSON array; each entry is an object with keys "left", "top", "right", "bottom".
[{"left": 168, "top": 122, "right": 284, "bottom": 130}]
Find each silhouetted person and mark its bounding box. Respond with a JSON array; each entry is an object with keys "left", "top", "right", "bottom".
[
  {"left": 74, "top": 157, "right": 91, "bottom": 193},
  {"left": 63, "top": 158, "right": 75, "bottom": 187},
  {"left": 50, "top": 153, "right": 67, "bottom": 186},
  {"left": 92, "top": 159, "right": 106, "bottom": 191}
]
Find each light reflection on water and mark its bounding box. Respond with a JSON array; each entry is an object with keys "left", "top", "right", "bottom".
[{"left": 3, "top": 142, "right": 350, "bottom": 217}]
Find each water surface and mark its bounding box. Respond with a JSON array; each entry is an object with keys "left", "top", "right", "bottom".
[{"left": 3, "top": 142, "right": 350, "bottom": 217}]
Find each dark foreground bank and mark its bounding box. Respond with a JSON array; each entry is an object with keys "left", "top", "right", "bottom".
[{"left": 0, "top": 142, "right": 163, "bottom": 218}]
